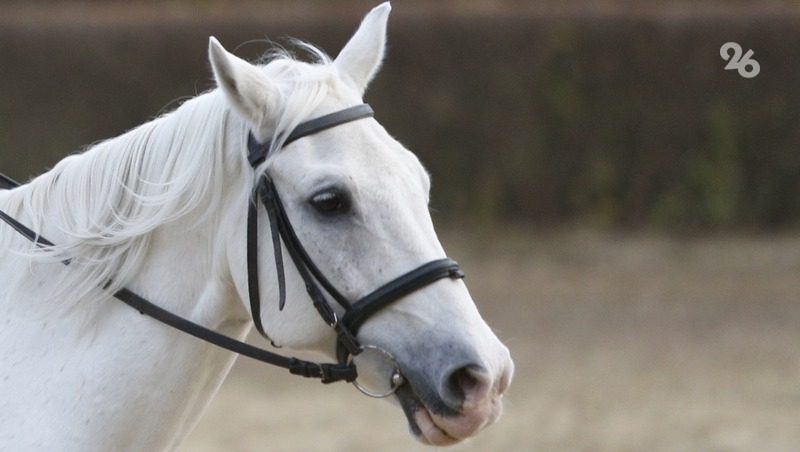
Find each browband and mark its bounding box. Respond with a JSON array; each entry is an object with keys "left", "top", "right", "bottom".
[{"left": 248, "top": 104, "right": 375, "bottom": 167}]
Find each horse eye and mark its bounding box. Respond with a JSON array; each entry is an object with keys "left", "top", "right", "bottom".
[{"left": 309, "top": 188, "right": 350, "bottom": 216}]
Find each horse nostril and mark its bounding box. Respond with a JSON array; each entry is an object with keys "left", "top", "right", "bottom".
[{"left": 442, "top": 364, "right": 491, "bottom": 410}]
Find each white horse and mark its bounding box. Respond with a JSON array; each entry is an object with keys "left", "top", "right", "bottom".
[{"left": 0, "top": 3, "right": 512, "bottom": 450}]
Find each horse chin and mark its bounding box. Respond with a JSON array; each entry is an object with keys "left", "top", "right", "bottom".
[{"left": 395, "top": 384, "right": 500, "bottom": 447}]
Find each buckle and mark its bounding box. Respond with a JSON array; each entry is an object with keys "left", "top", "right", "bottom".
[{"left": 287, "top": 359, "right": 357, "bottom": 383}]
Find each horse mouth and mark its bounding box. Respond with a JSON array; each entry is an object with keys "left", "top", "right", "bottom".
[
  {"left": 411, "top": 407, "right": 463, "bottom": 446},
  {"left": 394, "top": 384, "right": 464, "bottom": 446}
]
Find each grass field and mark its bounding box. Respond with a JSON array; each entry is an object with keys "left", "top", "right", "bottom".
[{"left": 181, "top": 227, "right": 800, "bottom": 451}]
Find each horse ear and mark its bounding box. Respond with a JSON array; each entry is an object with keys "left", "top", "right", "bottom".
[
  {"left": 334, "top": 2, "right": 391, "bottom": 95},
  {"left": 209, "top": 37, "right": 275, "bottom": 130}
]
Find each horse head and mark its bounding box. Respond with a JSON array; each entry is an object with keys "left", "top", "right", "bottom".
[{"left": 210, "top": 3, "right": 513, "bottom": 445}]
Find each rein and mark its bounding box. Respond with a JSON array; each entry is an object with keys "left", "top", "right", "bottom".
[{"left": 0, "top": 104, "right": 465, "bottom": 395}]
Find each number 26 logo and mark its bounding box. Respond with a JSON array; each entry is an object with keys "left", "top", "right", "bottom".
[{"left": 720, "top": 42, "right": 760, "bottom": 79}]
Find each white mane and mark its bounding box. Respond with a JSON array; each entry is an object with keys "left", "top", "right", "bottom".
[{"left": 2, "top": 43, "right": 338, "bottom": 307}]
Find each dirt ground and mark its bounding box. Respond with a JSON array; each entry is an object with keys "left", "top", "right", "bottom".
[{"left": 181, "top": 227, "right": 800, "bottom": 452}]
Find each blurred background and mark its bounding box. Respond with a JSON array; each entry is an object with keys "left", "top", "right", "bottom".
[{"left": 2, "top": 1, "right": 799, "bottom": 450}]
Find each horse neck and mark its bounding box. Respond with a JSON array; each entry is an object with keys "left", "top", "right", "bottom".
[{"left": 0, "top": 93, "right": 257, "bottom": 450}]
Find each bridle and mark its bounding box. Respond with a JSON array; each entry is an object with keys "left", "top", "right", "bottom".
[{"left": 0, "top": 103, "right": 465, "bottom": 397}]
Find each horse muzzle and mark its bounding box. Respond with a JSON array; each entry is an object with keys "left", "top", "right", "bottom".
[{"left": 394, "top": 346, "right": 514, "bottom": 446}]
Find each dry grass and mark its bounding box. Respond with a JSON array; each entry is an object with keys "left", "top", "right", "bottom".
[{"left": 182, "top": 227, "right": 800, "bottom": 451}]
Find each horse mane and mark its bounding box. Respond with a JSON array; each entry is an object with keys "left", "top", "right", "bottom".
[{"left": 3, "top": 41, "right": 337, "bottom": 307}]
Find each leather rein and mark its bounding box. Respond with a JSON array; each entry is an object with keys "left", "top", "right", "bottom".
[{"left": 0, "top": 104, "right": 464, "bottom": 395}]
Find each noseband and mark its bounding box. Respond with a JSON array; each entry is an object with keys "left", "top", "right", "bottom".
[{"left": 0, "top": 104, "right": 465, "bottom": 396}]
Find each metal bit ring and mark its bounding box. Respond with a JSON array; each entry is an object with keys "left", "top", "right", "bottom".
[{"left": 347, "top": 344, "right": 405, "bottom": 398}]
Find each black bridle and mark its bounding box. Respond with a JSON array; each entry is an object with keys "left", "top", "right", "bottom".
[{"left": 0, "top": 104, "right": 465, "bottom": 393}]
